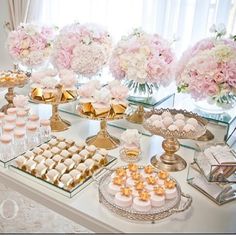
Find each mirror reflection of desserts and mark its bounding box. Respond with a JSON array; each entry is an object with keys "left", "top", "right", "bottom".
[
  {"left": 77, "top": 80, "right": 129, "bottom": 118},
  {"left": 108, "top": 164, "right": 178, "bottom": 212},
  {"left": 30, "top": 69, "right": 78, "bottom": 103}
]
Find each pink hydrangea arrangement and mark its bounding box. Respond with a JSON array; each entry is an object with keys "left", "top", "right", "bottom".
[
  {"left": 7, "top": 23, "right": 56, "bottom": 67},
  {"left": 109, "top": 28, "right": 175, "bottom": 85},
  {"left": 177, "top": 25, "right": 236, "bottom": 106},
  {"left": 52, "top": 23, "right": 112, "bottom": 77}
]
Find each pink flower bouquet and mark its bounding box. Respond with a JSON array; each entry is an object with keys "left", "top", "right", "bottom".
[
  {"left": 7, "top": 23, "right": 56, "bottom": 68},
  {"left": 109, "top": 28, "right": 175, "bottom": 86},
  {"left": 52, "top": 23, "right": 112, "bottom": 77},
  {"left": 177, "top": 37, "right": 236, "bottom": 106}
]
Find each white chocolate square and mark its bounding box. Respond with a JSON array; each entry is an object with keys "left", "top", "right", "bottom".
[
  {"left": 40, "top": 143, "right": 50, "bottom": 150},
  {"left": 92, "top": 153, "right": 104, "bottom": 162},
  {"left": 45, "top": 159, "right": 56, "bottom": 169},
  {"left": 69, "top": 169, "right": 82, "bottom": 182},
  {"left": 84, "top": 159, "right": 95, "bottom": 169},
  {"left": 15, "top": 155, "right": 27, "bottom": 168},
  {"left": 51, "top": 147, "right": 60, "bottom": 155},
  {"left": 86, "top": 145, "right": 97, "bottom": 153},
  {"left": 57, "top": 142, "right": 67, "bottom": 150},
  {"left": 55, "top": 163, "right": 67, "bottom": 175},
  {"left": 42, "top": 150, "right": 53, "bottom": 159},
  {"left": 65, "top": 139, "right": 74, "bottom": 146},
  {"left": 48, "top": 138, "right": 58, "bottom": 146},
  {"left": 60, "top": 150, "right": 71, "bottom": 159},
  {"left": 75, "top": 140, "right": 86, "bottom": 150},
  {"left": 34, "top": 155, "right": 45, "bottom": 164},
  {"left": 33, "top": 147, "right": 43, "bottom": 155},
  {"left": 56, "top": 136, "right": 65, "bottom": 142},
  {"left": 68, "top": 146, "right": 79, "bottom": 153},
  {"left": 46, "top": 169, "right": 59, "bottom": 183},
  {"left": 64, "top": 158, "right": 75, "bottom": 170},
  {"left": 60, "top": 174, "right": 73, "bottom": 187},
  {"left": 72, "top": 154, "right": 82, "bottom": 165},
  {"left": 79, "top": 149, "right": 89, "bottom": 160},
  {"left": 25, "top": 159, "right": 37, "bottom": 172},
  {"left": 76, "top": 163, "right": 88, "bottom": 173},
  {"left": 52, "top": 154, "right": 63, "bottom": 163},
  {"left": 24, "top": 151, "right": 34, "bottom": 159},
  {"left": 35, "top": 163, "right": 47, "bottom": 177}
]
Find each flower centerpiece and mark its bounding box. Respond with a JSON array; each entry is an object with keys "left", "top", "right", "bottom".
[
  {"left": 7, "top": 23, "right": 56, "bottom": 69},
  {"left": 176, "top": 24, "right": 236, "bottom": 110},
  {"left": 109, "top": 28, "right": 175, "bottom": 99},
  {"left": 52, "top": 23, "right": 112, "bottom": 78}
]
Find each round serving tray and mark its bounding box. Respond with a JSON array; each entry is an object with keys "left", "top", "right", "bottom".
[{"left": 97, "top": 167, "right": 192, "bottom": 223}]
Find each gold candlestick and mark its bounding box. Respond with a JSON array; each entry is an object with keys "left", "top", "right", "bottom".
[{"left": 126, "top": 105, "right": 144, "bottom": 124}]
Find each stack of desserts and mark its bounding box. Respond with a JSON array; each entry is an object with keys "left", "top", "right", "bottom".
[
  {"left": 14, "top": 136, "right": 110, "bottom": 190},
  {"left": 0, "top": 70, "right": 29, "bottom": 87},
  {"left": 146, "top": 111, "right": 200, "bottom": 133},
  {"left": 30, "top": 69, "right": 78, "bottom": 103},
  {"left": 78, "top": 80, "right": 129, "bottom": 118},
  {"left": 107, "top": 164, "right": 178, "bottom": 212}
]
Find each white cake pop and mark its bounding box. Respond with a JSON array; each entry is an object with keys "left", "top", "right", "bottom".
[
  {"left": 186, "top": 118, "right": 198, "bottom": 127},
  {"left": 153, "top": 120, "right": 164, "bottom": 129},
  {"left": 174, "top": 119, "right": 185, "bottom": 130},
  {"left": 183, "top": 124, "right": 196, "bottom": 132},
  {"left": 168, "top": 124, "right": 179, "bottom": 132},
  {"left": 162, "top": 116, "right": 173, "bottom": 128},
  {"left": 161, "top": 111, "right": 172, "bottom": 118},
  {"left": 149, "top": 114, "right": 162, "bottom": 122},
  {"left": 174, "top": 113, "right": 185, "bottom": 120}
]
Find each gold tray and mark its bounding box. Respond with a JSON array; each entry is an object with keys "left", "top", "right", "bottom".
[{"left": 97, "top": 166, "right": 192, "bottom": 223}]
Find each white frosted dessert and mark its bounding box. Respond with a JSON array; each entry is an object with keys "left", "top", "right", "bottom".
[
  {"left": 111, "top": 167, "right": 127, "bottom": 180},
  {"left": 15, "top": 155, "right": 27, "bottom": 168},
  {"left": 108, "top": 177, "right": 124, "bottom": 195},
  {"left": 92, "top": 153, "right": 107, "bottom": 166},
  {"left": 153, "top": 120, "right": 164, "bottom": 129},
  {"left": 162, "top": 116, "right": 173, "bottom": 127},
  {"left": 51, "top": 147, "right": 61, "bottom": 155},
  {"left": 157, "top": 170, "right": 169, "bottom": 186},
  {"left": 52, "top": 154, "right": 63, "bottom": 163},
  {"left": 60, "top": 174, "right": 73, "bottom": 188},
  {"left": 76, "top": 163, "right": 89, "bottom": 177},
  {"left": 174, "top": 113, "right": 185, "bottom": 120},
  {"left": 168, "top": 124, "right": 179, "bottom": 132},
  {"left": 183, "top": 124, "right": 195, "bottom": 132},
  {"left": 126, "top": 163, "right": 139, "bottom": 177},
  {"left": 45, "top": 159, "right": 56, "bottom": 169},
  {"left": 65, "top": 139, "right": 74, "bottom": 146},
  {"left": 133, "top": 191, "right": 151, "bottom": 212},
  {"left": 72, "top": 154, "right": 82, "bottom": 165},
  {"left": 24, "top": 150, "right": 34, "bottom": 159},
  {"left": 84, "top": 159, "right": 97, "bottom": 172},
  {"left": 60, "top": 150, "right": 71, "bottom": 159},
  {"left": 161, "top": 111, "right": 172, "bottom": 118},
  {"left": 69, "top": 169, "right": 82, "bottom": 184},
  {"left": 64, "top": 158, "right": 75, "bottom": 171},
  {"left": 68, "top": 146, "right": 79, "bottom": 154},
  {"left": 46, "top": 169, "right": 59, "bottom": 183},
  {"left": 56, "top": 136, "right": 65, "bottom": 142},
  {"left": 55, "top": 163, "right": 67, "bottom": 175},
  {"left": 164, "top": 179, "right": 177, "bottom": 199},
  {"left": 25, "top": 159, "right": 37, "bottom": 172},
  {"left": 86, "top": 145, "right": 97, "bottom": 156},
  {"left": 186, "top": 118, "right": 198, "bottom": 127},
  {"left": 35, "top": 163, "right": 47, "bottom": 177},
  {"left": 40, "top": 143, "right": 50, "bottom": 150},
  {"left": 150, "top": 188, "right": 165, "bottom": 207},
  {"left": 34, "top": 155, "right": 45, "bottom": 164},
  {"left": 57, "top": 142, "right": 67, "bottom": 150},
  {"left": 97, "top": 148, "right": 108, "bottom": 158},
  {"left": 79, "top": 149, "right": 90, "bottom": 160},
  {"left": 174, "top": 119, "right": 185, "bottom": 130},
  {"left": 114, "top": 189, "right": 132, "bottom": 208},
  {"left": 74, "top": 140, "right": 86, "bottom": 151},
  {"left": 33, "top": 147, "right": 43, "bottom": 155},
  {"left": 42, "top": 150, "right": 53, "bottom": 159},
  {"left": 48, "top": 138, "right": 58, "bottom": 146},
  {"left": 141, "top": 165, "right": 156, "bottom": 179}
]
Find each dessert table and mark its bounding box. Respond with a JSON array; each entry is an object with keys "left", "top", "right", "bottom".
[{"left": 0, "top": 91, "right": 235, "bottom": 233}]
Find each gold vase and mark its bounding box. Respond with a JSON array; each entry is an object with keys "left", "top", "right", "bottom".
[
  {"left": 126, "top": 105, "right": 145, "bottom": 124},
  {"left": 0, "top": 87, "right": 15, "bottom": 113},
  {"left": 86, "top": 119, "right": 120, "bottom": 150}
]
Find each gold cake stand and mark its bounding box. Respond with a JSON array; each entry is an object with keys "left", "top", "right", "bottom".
[
  {"left": 0, "top": 70, "right": 29, "bottom": 113},
  {"left": 30, "top": 85, "right": 77, "bottom": 132},
  {"left": 77, "top": 106, "right": 124, "bottom": 150},
  {"left": 143, "top": 108, "right": 206, "bottom": 172}
]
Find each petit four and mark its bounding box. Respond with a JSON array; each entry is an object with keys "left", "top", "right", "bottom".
[
  {"left": 161, "top": 111, "right": 172, "bottom": 118},
  {"left": 64, "top": 158, "right": 75, "bottom": 171},
  {"left": 40, "top": 143, "right": 50, "bottom": 150},
  {"left": 35, "top": 163, "right": 47, "bottom": 177},
  {"left": 57, "top": 142, "right": 67, "bottom": 150},
  {"left": 60, "top": 150, "right": 71, "bottom": 159},
  {"left": 145, "top": 176, "right": 157, "bottom": 191},
  {"left": 69, "top": 169, "right": 83, "bottom": 184},
  {"left": 15, "top": 155, "right": 27, "bottom": 168},
  {"left": 65, "top": 139, "right": 74, "bottom": 146},
  {"left": 114, "top": 187, "right": 132, "bottom": 208},
  {"left": 86, "top": 145, "right": 97, "bottom": 156},
  {"left": 68, "top": 146, "right": 79, "bottom": 154},
  {"left": 51, "top": 147, "right": 61, "bottom": 155},
  {"left": 71, "top": 154, "right": 82, "bottom": 165},
  {"left": 168, "top": 124, "right": 179, "bottom": 132},
  {"left": 74, "top": 140, "right": 86, "bottom": 151},
  {"left": 33, "top": 147, "right": 43, "bottom": 155},
  {"left": 56, "top": 136, "right": 65, "bottom": 142},
  {"left": 108, "top": 177, "right": 124, "bottom": 195},
  {"left": 24, "top": 150, "right": 34, "bottom": 159},
  {"left": 164, "top": 179, "right": 177, "bottom": 199},
  {"left": 42, "top": 150, "right": 53, "bottom": 159},
  {"left": 150, "top": 187, "right": 165, "bottom": 207},
  {"left": 48, "top": 138, "right": 58, "bottom": 146},
  {"left": 162, "top": 116, "right": 173, "bottom": 127},
  {"left": 126, "top": 172, "right": 142, "bottom": 187},
  {"left": 46, "top": 169, "right": 60, "bottom": 183},
  {"left": 133, "top": 191, "right": 151, "bottom": 212},
  {"left": 92, "top": 153, "right": 107, "bottom": 166},
  {"left": 76, "top": 163, "right": 89, "bottom": 177},
  {"left": 111, "top": 167, "right": 127, "bottom": 179},
  {"left": 55, "top": 163, "right": 67, "bottom": 175},
  {"left": 183, "top": 124, "right": 195, "bottom": 132},
  {"left": 52, "top": 154, "right": 63, "bottom": 163},
  {"left": 79, "top": 149, "right": 90, "bottom": 160},
  {"left": 158, "top": 170, "right": 169, "bottom": 185},
  {"left": 84, "top": 159, "right": 97, "bottom": 172},
  {"left": 25, "top": 159, "right": 37, "bottom": 172},
  {"left": 186, "top": 118, "right": 198, "bottom": 127},
  {"left": 34, "top": 155, "right": 45, "bottom": 164},
  {"left": 60, "top": 174, "right": 73, "bottom": 188},
  {"left": 174, "top": 113, "right": 185, "bottom": 120}
]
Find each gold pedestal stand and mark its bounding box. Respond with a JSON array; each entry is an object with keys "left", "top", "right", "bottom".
[
  {"left": 86, "top": 119, "right": 120, "bottom": 149},
  {"left": 144, "top": 108, "right": 206, "bottom": 172},
  {"left": 0, "top": 88, "right": 15, "bottom": 113},
  {"left": 30, "top": 85, "right": 77, "bottom": 132},
  {"left": 126, "top": 105, "right": 144, "bottom": 124},
  {"left": 151, "top": 138, "right": 186, "bottom": 172},
  {"left": 77, "top": 107, "right": 123, "bottom": 150}
]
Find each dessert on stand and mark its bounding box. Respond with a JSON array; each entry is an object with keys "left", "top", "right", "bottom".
[
  {"left": 0, "top": 70, "right": 30, "bottom": 113},
  {"left": 97, "top": 164, "right": 192, "bottom": 222},
  {"left": 29, "top": 69, "right": 78, "bottom": 132},
  {"left": 143, "top": 108, "right": 206, "bottom": 171},
  {"left": 77, "top": 80, "right": 128, "bottom": 149}
]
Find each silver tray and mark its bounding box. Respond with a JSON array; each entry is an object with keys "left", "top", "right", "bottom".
[{"left": 97, "top": 167, "right": 192, "bottom": 223}]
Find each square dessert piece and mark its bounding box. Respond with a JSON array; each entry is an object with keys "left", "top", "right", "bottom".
[
  {"left": 69, "top": 169, "right": 83, "bottom": 184},
  {"left": 42, "top": 150, "right": 53, "bottom": 159},
  {"left": 48, "top": 138, "right": 58, "bottom": 147},
  {"left": 97, "top": 148, "right": 108, "bottom": 158},
  {"left": 35, "top": 163, "right": 47, "bottom": 177},
  {"left": 24, "top": 151, "right": 34, "bottom": 160},
  {"left": 111, "top": 100, "right": 127, "bottom": 115},
  {"left": 40, "top": 143, "right": 50, "bottom": 151},
  {"left": 92, "top": 103, "right": 110, "bottom": 118},
  {"left": 34, "top": 155, "right": 45, "bottom": 164},
  {"left": 33, "top": 147, "right": 43, "bottom": 155},
  {"left": 55, "top": 163, "right": 67, "bottom": 175},
  {"left": 65, "top": 139, "right": 74, "bottom": 146},
  {"left": 52, "top": 154, "right": 63, "bottom": 163},
  {"left": 25, "top": 159, "right": 37, "bottom": 172},
  {"left": 57, "top": 142, "right": 67, "bottom": 150},
  {"left": 79, "top": 149, "right": 90, "bottom": 161},
  {"left": 85, "top": 145, "right": 97, "bottom": 157},
  {"left": 51, "top": 147, "right": 61, "bottom": 155},
  {"left": 15, "top": 155, "right": 27, "bottom": 169},
  {"left": 60, "top": 150, "right": 71, "bottom": 159},
  {"left": 45, "top": 159, "right": 56, "bottom": 169},
  {"left": 92, "top": 153, "right": 107, "bottom": 166},
  {"left": 68, "top": 145, "right": 79, "bottom": 154},
  {"left": 76, "top": 163, "right": 90, "bottom": 177},
  {"left": 60, "top": 174, "right": 73, "bottom": 188},
  {"left": 71, "top": 154, "right": 82, "bottom": 165},
  {"left": 64, "top": 158, "right": 75, "bottom": 171},
  {"left": 79, "top": 98, "right": 93, "bottom": 113},
  {"left": 84, "top": 159, "right": 98, "bottom": 172},
  {"left": 74, "top": 140, "right": 86, "bottom": 151},
  {"left": 56, "top": 136, "right": 65, "bottom": 142},
  {"left": 46, "top": 169, "right": 60, "bottom": 183}
]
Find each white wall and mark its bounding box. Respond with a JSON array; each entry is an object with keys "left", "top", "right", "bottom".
[{"left": 0, "top": 0, "right": 12, "bottom": 70}]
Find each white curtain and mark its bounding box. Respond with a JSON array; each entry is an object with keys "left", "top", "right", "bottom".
[
  {"left": 7, "top": 0, "right": 31, "bottom": 30},
  {"left": 27, "top": 0, "right": 236, "bottom": 56}
]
